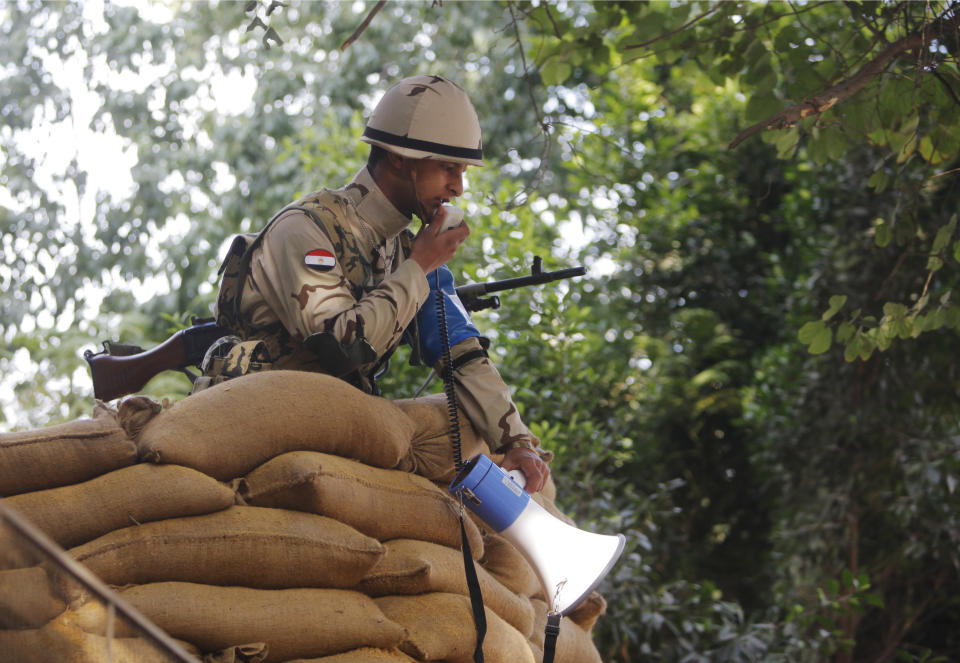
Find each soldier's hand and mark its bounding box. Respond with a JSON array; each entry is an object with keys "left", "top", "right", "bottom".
[
  {"left": 500, "top": 447, "right": 550, "bottom": 494},
  {"left": 410, "top": 206, "right": 469, "bottom": 275}
]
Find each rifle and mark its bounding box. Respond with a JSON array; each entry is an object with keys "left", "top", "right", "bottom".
[
  {"left": 456, "top": 256, "right": 586, "bottom": 312},
  {"left": 84, "top": 318, "right": 230, "bottom": 402},
  {"left": 84, "top": 256, "right": 585, "bottom": 402}
]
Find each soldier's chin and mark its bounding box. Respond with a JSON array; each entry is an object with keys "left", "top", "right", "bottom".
[{"left": 418, "top": 203, "right": 442, "bottom": 223}]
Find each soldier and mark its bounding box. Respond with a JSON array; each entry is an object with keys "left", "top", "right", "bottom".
[{"left": 203, "top": 75, "right": 550, "bottom": 492}]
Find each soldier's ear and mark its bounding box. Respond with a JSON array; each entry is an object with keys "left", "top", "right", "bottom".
[{"left": 385, "top": 152, "right": 407, "bottom": 172}]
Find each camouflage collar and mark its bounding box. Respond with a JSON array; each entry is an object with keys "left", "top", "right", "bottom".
[{"left": 344, "top": 167, "right": 411, "bottom": 242}]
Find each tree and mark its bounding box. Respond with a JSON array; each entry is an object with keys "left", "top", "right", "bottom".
[{"left": 3, "top": 1, "right": 959, "bottom": 661}]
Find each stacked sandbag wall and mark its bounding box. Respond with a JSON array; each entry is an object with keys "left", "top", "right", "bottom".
[{"left": 0, "top": 371, "right": 607, "bottom": 662}]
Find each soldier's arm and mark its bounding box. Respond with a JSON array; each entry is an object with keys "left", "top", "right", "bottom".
[{"left": 250, "top": 211, "right": 429, "bottom": 358}]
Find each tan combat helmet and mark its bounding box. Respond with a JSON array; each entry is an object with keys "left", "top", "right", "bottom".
[{"left": 361, "top": 75, "right": 485, "bottom": 167}]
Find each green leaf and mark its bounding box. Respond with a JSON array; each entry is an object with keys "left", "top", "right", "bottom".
[
  {"left": 798, "top": 320, "right": 826, "bottom": 344},
  {"left": 842, "top": 568, "right": 853, "bottom": 588},
  {"left": 836, "top": 321, "right": 855, "bottom": 343},
  {"left": 799, "top": 320, "right": 832, "bottom": 354},
  {"left": 769, "top": 126, "right": 799, "bottom": 158},
  {"left": 844, "top": 334, "right": 863, "bottom": 362},
  {"left": 825, "top": 127, "right": 848, "bottom": 160},
  {"left": 882, "top": 302, "right": 908, "bottom": 318},
  {"left": 807, "top": 130, "right": 831, "bottom": 166},
  {"left": 540, "top": 58, "right": 572, "bottom": 86},
  {"left": 822, "top": 295, "right": 847, "bottom": 321},
  {"left": 931, "top": 216, "right": 957, "bottom": 253},
  {"left": 745, "top": 93, "right": 782, "bottom": 124},
  {"left": 874, "top": 217, "right": 892, "bottom": 246}
]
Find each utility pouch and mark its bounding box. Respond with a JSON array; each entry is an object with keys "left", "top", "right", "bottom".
[
  {"left": 302, "top": 330, "right": 377, "bottom": 379},
  {"left": 192, "top": 336, "right": 273, "bottom": 394}
]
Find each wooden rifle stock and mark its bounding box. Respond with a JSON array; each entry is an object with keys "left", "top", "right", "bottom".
[{"left": 84, "top": 321, "right": 231, "bottom": 402}]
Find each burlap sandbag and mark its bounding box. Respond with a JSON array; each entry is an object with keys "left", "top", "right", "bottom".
[
  {"left": 239, "top": 451, "right": 483, "bottom": 558},
  {"left": 62, "top": 597, "right": 264, "bottom": 663},
  {"left": 5, "top": 463, "right": 236, "bottom": 550},
  {"left": 68, "top": 506, "right": 382, "bottom": 590},
  {"left": 529, "top": 598, "right": 602, "bottom": 663},
  {"left": 0, "top": 402, "right": 136, "bottom": 497},
  {"left": 0, "top": 565, "right": 65, "bottom": 629},
  {"left": 116, "top": 582, "right": 406, "bottom": 663},
  {"left": 393, "top": 393, "right": 490, "bottom": 482},
  {"left": 375, "top": 592, "right": 535, "bottom": 663},
  {"left": 0, "top": 614, "right": 190, "bottom": 663},
  {"left": 357, "top": 539, "right": 534, "bottom": 638},
  {"left": 282, "top": 649, "right": 417, "bottom": 663},
  {"left": 566, "top": 591, "right": 607, "bottom": 633},
  {"left": 136, "top": 371, "right": 415, "bottom": 480}
]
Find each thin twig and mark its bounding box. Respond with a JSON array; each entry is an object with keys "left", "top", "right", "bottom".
[
  {"left": 931, "top": 68, "right": 960, "bottom": 107},
  {"left": 508, "top": 1, "right": 547, "bottom": 133},
  {"left": 340, "top": 0, "right": 387, "bottom": 52},
  {"left": 543, "top": 3, "right": 561, "bottom": 39},
  {"left": 624, "top": 4, "right": 721, "bottom": 51}
]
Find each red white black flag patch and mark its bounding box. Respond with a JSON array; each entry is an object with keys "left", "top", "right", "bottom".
[{"left": 304, "top": 249, "right": 336, "bottom": 271}]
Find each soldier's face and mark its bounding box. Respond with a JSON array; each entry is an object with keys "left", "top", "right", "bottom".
[{"left": 414, "top": 159, "right": 467, "bottom": 217}]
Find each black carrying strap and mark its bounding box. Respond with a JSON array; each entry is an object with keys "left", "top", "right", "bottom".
[
  {"left": 543, "top": 612, "right": 562, "bottom": 663},
  {"left": 440, "top": 267, "right": 486, "bottom": 662},
  {"left": 460, "top": 512, "right": 487, "bottom": 662}
]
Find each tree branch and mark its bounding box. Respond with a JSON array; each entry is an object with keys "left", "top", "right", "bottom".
[
  {"left": 729, "top": 4, "right": 960, "bottom": 149},
  {"left": 340, "top": 0, "right": 387, "bottom": 52}
]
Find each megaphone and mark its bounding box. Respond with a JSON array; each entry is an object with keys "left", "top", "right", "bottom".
[{"left": 449, "top": 454, "right": 626, "bottom": 615}]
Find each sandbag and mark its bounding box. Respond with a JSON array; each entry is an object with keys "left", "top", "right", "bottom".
[
  {"left": 117, "top": 582, "right": 406, "bottom": 663},
  {"left": 0, "top": 614, "right": 188, "bottom": 663},
  {"left": 375, "top": 592, "right": 535, "bottom": 663},
  {"left": 357, "top": 539, "right": 534, "bottom": 638},
  {"left": 0, "top": 566, "right": 65, "bottom": 629},
  {"left": 136, "top": 371, "right": 415, "bottom": 480},
  {"left": 393, "top": 393, "right": 490, "bottom": 482},
  {"left": 239, "top": 451, "right": 483, "bottom": 558},
  {"left": 68, "top": 506, "right": 382, "bottom": 590},
  {"left": 282, "top": 649, "right": 418, "bottom": 663},
  {"left": 5, "top": 463, "right": 236, "bottom": 550},
  {"left": 0, "top": 403, "right": 136, "bottom": 496},
  {"left": 529, "top": 598, "right": 602, "bottom": 663},
  {"left": 566, "top": 591, "right": 607, "bottom": 633}
]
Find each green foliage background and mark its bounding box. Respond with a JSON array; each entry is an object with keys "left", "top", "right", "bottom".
[{"left": 2, "top": 1, "right": 959, "bottom": 661}]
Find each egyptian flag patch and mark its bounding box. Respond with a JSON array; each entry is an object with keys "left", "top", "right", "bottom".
[{"left": 304, "top": 249, "right": 336, "bottom": 271}]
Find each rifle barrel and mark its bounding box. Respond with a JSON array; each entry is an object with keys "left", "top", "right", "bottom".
[{"left": 456, "top": 266, "right": 586, "bottom": 300}]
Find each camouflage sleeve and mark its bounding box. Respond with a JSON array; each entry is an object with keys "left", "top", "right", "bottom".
[
  {"left": 446, "top": 337, "right": 553, "bottom": 461},
  {"left": 249, "top": 210, "right": 429, "bottom": 358}
]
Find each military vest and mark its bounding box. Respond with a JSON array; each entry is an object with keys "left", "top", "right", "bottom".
[{"left": 201, "top": 189, "right": 414, "bottom": 393}]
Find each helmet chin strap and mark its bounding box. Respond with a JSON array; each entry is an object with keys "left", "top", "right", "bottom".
[{"left": 406, "top": 162, "right": 433, "bottom": 228}]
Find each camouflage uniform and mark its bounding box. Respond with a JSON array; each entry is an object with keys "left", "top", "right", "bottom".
[{"left": 207, "top": 167, "right": 546, "bottom": 456}]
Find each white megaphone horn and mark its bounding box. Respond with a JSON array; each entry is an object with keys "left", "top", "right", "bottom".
[{"left": 449, "top": 454, "right": 626, "bottom": 615}]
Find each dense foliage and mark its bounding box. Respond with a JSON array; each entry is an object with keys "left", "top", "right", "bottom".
[{"left": 2, "top": 1, "right": 958, "bottom": 661}]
